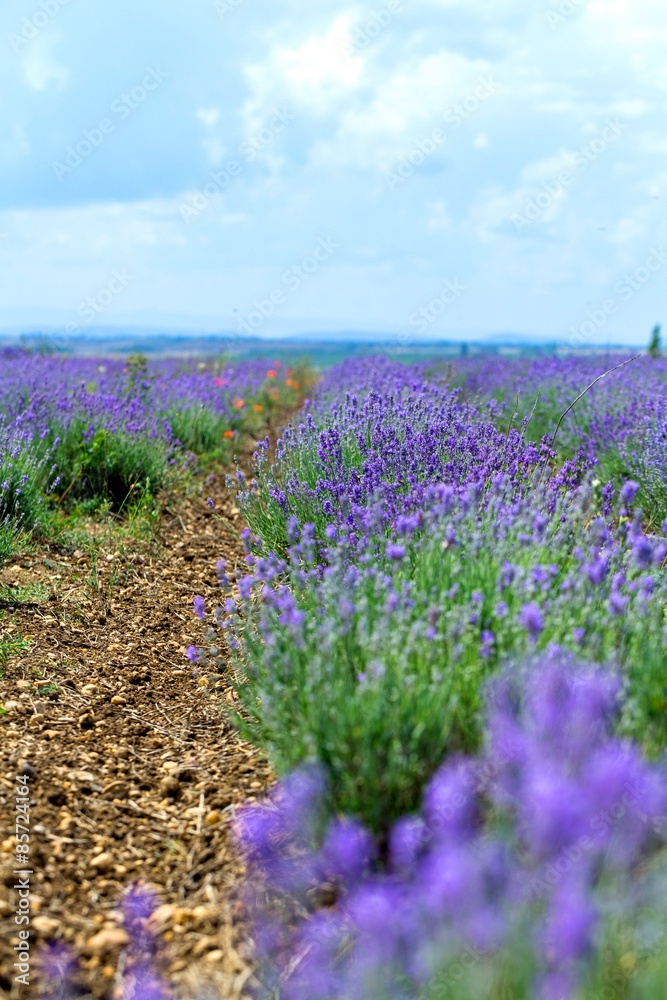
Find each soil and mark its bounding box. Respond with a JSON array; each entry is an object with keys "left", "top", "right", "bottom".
[{"left": 0, "top": 469, "right": 272, "bottom": 999}]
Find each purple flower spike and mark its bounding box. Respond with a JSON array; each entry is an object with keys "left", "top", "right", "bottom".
[
  {"left": 122, "top": 883, "right": 156, "bottom": 926},
  {"left": 619, "top": 479, "right": 640, "bottom": 506},
  {"left": 519, "top": 601, "right": 544, "bottom": 638},
  {"left": 321, "top": 818, "right": 376, "bottom": 881},
  {"left": 423, "top": 760, "right": 477, "bottom": 842},
  {"left": 38, "top": 942, "right": 77, "bottom": 989},
  {"left": 193, "top": 595, "right": 206, "bottom": 620},
  {"left": 386, "top": 543, "right": 406, "bottom": 560},
  {"left": 121, "top": 965, "right": 168, "bottom": 1000}
]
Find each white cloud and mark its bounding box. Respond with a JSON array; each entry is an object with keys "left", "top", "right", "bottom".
[
  {"left": 20, "top": 34, "right": 69, "bottom": 92},
  {"left": 196, "top": 108, "right": 221, "bottom": 127},
  {"left": 202, "top": 136, "right": 225, "bottom": 165},
  {"left": 427, "top": 200, "right": 452, "bottom": 232},
  {"left": 242, "top": 15, "right": 364, "bottom": 128},
  {"left": 310, "top": 47, "right": 497, "bottom": 168}
]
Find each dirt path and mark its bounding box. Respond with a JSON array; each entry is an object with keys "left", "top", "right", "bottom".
[{"left": 0, "top": 469, "right": 270, "bottom": 999}]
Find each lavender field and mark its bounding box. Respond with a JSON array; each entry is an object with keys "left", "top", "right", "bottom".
[
  {"left": 0, "top": 349, "right": 303, "bottom": 562},
  {"left": 4, "top": 350, "right": 667, "bottom": 999},
  {"left": 203, "top": 353, "right": 667, "bottom": 999}
]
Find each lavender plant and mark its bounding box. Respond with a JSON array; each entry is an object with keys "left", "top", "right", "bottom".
[
  {"left": 237, "top": 654, "right": 667, "bottom": 1000},
  {"left": 203, "top": 471, "right": 667, "bottom": 834},
  {"left": 0, "top": 348, "right": 304, "bottom": 516},
  {"left": 453, "top": 353, "right": 667, "bottom": 521},
  {"left": 0, "top": 416, "right": 50, "bottom": 563},
  {"left": 236, "top": 357, "right": 569, "bottom": 555}
]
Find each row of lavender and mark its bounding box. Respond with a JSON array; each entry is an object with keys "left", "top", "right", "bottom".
[
  {"left": 454, "top": 352, "right": 667, "bottom": 526},
  {"left": 197, "top": 355, "right": 667, "bottom": 999},
  {"left": 0, "top": 349, "right": 303, "bottom": 561}
]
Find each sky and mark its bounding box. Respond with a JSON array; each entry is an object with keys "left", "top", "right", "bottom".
[{"left": 0, "top": 0, "right": 665, "bottom": 346}]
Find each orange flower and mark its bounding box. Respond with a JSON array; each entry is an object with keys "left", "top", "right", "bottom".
[
  {"left": 274, "top": 360, "right": 282, "bottom": 367},
  {"left": 223, "top": 430, "right": 234, "bottom": 438},
  {"left": 253, "top": 404, "right": 263, "bottom": 412},
  {"left": 286, "top": 368, "right": 293, "bottom": 376},
  {"left": 285, "top": 378, "right": 293, "bottom": 387},
  {"left": 266, "top": 370, "right": 276, "bottom": 378},
  {"left": 233, "top": 398, "right": 245, "bottom": 409},
  {"left": 291, "top": 381, "right": 300, "bottom": 390}
]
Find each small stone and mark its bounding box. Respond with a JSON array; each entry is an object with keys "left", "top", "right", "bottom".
[
  {"left": 90, "top": 852, "right": 113, "bottom": 873},
  {"left": 16, "top": 680, "right": 31, "bottom": 691},
  {"left": 160, "top": 776, "right": 181, "bottom": 800},
  {"left": 78, "top": 713, "right": 95, "bottom": 730},
  {"left": 32, "top": 915, "right": 60, "bottom": 936},
  {"left": 73, "top": 771, "right": 97, "bottom": 784},
  {"left": 85, "top": 927, "right": 129, "bottom": 955},
  {"left": 204, "top": 810, "right": 222, "bottom": 826},
  {"left": 148, "top": 903, "right": 177, "bottom": 928},
  {"left": 172, "top": 907, "right": 195, "bottom": 925},
  {"left": 192, "top": 935, "right": 217, "bottom": 956}
]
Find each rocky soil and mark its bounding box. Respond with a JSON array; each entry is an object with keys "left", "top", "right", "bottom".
[{"left": 0, "top": 471, "right": 271, "bottom": 999}]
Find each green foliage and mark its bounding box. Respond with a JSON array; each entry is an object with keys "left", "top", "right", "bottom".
[
  {"left": 0, "top": 428, "right": 49, "bottom": 565},
  {"left": 0, "top": 522, "right": 16, "bottom": 566},
  {"left": 419, "top": 911, "right": 667, "bottom": 999},
  {"left": 50, "top": 422, "right": 173, "bottom": 512},
  {"left": 0, "top": 629, "right": 30, "bottom": 670},
  {"left": 124, "top": 353, "right": 151, "bottom": 395},
  {"left": 649, "top": 324, "right": 662, "bottom": 359},
  {"left": 166, "top": 406, "right": 236, "bottom": 457},
  {"left": 220, "top": 482, "right": 667, "bottom": 834},
  {"left": 0, "top": 441, "right": 47, "bottom": 532}
]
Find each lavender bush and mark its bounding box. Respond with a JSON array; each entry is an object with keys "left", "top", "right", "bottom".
[
  {"left": 237, "top": 654, "right": 667, "bottom": 1000},
  {"left": 0, "top": 414, "right": 51, "bottom": 562},
  {"left": 453, "top": 352, "right": 667, "bottom": 524},
  {"left": 0, "top": 349, "right": 305, "bottom": 537},
  {"left": 205, "top": 471, "right": 667, "bottom": 834},
  {"left": 237, "top": 356, "right": 575, "bottom": 555}
]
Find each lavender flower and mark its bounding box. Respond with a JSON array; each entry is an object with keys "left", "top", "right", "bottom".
[
  {"left": 519, "top": 602, "right": 544, "bottom": 638},
  {"left": 238, "top": 655, "right": 667, "bottom": 1000}
]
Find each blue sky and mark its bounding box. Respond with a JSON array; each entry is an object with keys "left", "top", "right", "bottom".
[{"left": 0, "top": 0, "right": 665, "bottom": 345}]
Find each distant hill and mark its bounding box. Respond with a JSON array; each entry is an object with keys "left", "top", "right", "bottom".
[{"left": 0, "top": 327, "right": 639, "bottom": 367}]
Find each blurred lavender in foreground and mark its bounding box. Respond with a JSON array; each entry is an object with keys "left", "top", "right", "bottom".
[{"left": 237, "top": 654, "right": 667, "bottom": 1000}]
